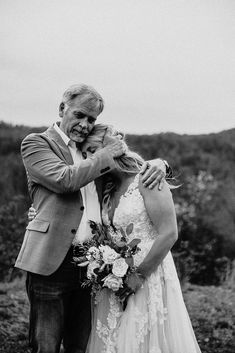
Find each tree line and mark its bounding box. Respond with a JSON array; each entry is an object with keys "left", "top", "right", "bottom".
[{"left": 0, "top": 121, "right": 234, "bottom": 284}]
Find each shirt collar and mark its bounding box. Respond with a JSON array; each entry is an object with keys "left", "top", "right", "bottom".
[{"left": 53, "top": 122, "right": 71, "bottom": 147}]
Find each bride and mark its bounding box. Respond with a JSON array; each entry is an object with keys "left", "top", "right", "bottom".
[{"left": 83, "top": 124, "right": 202, "bottom": 353}]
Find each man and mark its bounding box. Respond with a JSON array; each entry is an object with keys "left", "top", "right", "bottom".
[{"left": 15, "top": 84, "right": 169, "bottom": 353}]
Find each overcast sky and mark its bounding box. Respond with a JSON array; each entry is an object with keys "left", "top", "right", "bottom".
[{"left": 1, "top": 0, "right": 234, "bottom": 134}]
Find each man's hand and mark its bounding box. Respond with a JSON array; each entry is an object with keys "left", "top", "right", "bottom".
[
  {"left": 103, "top": 135, "right": 126, "bottom": 158},
  {"left": 140, "top": 159, "right": 166, "bottom": 190},
  {"left": 27, "top": 205, "right": 37, "bottom": 221}
]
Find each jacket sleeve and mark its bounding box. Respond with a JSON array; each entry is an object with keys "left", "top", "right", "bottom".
[{"left": 21, "top": 133, "right": 116, "bottom": 194}]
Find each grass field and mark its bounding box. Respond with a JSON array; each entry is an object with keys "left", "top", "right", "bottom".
[{"left": 0, "top": 278, "right": 234, "bottom": 353}]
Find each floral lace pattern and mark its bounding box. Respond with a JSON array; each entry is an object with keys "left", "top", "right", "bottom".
[
  {"left": 133, "top": 307, "right": 148, "bottom": 346},
  {"left": 113, "top": 174, "right": 157, "bottom": 246},
  {"left": 96, "top": 292, "right": 121, "bottom": 353}
]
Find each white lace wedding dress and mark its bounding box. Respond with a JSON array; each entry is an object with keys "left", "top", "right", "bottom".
[{"left": 86, "top": 175, "right": 202, "bottom": 353}]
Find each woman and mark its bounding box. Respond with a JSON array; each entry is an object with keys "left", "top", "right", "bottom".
[{"left": 83, "top": 124, "right": 202, "bottom": 353}]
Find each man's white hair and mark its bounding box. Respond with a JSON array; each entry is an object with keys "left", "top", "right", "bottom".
[{"left": 62, "top": 84, "right": 104, "bottom": 114}]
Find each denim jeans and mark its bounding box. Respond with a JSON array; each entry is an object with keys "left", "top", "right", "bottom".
[{"left": 26, "top": 248, "right": 91, "bottom": 353}]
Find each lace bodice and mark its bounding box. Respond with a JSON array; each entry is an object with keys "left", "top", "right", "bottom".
[
  {"left": 112, "top": 174, "right": 157, "bottom": 266},
  {"left": 113, "top": 174, "right": 156, "bottom": 237}
]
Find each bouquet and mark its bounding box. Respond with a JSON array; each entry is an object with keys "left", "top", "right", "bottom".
[{"left": 73, "top": 220, "right": 141, "bottom": 304}]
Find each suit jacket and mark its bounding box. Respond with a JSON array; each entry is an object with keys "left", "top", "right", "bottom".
[{"left": 15, "top": 125, "right": 115, "bottom": 275}]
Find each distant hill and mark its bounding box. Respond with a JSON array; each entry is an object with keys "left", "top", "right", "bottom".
[{"left": 1, "top": 120, "right": 234, "bottom": 233}]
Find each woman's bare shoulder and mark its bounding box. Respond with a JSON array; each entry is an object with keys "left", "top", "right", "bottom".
[{"left": 138, "top": 174, "right": 171, "bottom": 201}]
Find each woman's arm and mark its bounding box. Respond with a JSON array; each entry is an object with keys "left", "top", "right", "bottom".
[
  {"left": 137, "top": 176, "right": 178, "bottom": 278},
  {"left": 121, "top": 177, "right": 178, "bottom": 298}
]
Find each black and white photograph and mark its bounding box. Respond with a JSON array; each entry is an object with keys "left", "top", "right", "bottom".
[{"left": 0, "top": 1, "right": 235, "bottom": 352}]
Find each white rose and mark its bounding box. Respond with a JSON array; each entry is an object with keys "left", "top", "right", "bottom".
[
  {"left": 87, "top": 261, "right": 100, "bottom": 279},
  {"left": 112, "top": 258, "right": 129, "bottom": 278},
  {"left": 86, "top": 246, "right": 100, "bottom": 261},
  {"left": 99, "top": 245, "right": 119, "bottom": 264},
  {"left": 103, "top": 274, "right": 123, "bottom": 292}
]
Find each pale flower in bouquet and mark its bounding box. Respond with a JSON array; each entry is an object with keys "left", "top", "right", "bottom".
[
  {"left": 99, "top": 245, "right": 119, "bottom": 264},
  {"left": 102, "top": 273, "right": 123, "bottom": 292},
  {"left": 87, "top": 261, "right": 100, "bottom": 279},
  {"left": 86, "top": 246, "right": 100, "bottom": 261},
  {"left": 112, "top": 258, "right": 128, "bottom": 277}
]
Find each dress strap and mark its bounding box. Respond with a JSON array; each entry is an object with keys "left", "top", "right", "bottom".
[{"left": 126, "top": 173, "right": 140, "bottom": 195}]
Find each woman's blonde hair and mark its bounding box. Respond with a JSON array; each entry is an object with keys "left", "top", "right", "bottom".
[{"left": 82, "top": 124, "right": 144, "bottom": 174}]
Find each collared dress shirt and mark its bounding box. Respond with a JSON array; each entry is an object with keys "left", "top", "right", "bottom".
[{"left": 54, "top": 122, "right": 101, "bottom": 244}]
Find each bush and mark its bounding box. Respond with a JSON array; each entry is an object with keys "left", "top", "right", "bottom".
[
  {"left": 0, "top": 196, "right": 28, "bottom": 281},
  {"left": 173, "top": 171, "right": 232, "bottom": 285}
]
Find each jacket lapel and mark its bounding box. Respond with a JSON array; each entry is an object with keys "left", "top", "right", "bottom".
[{"left": 45, "top": 125, "right": 74, "bottom": 165}]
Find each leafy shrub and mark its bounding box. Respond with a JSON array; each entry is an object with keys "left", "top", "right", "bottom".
[
  {"left": 0, "top": 196, "right": 28, "bottom": 281},
  {"left": 173, "top": 171, "right": 232, "bottom": 285}
]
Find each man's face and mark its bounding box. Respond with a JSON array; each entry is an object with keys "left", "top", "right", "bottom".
[{"left": 59, "top": 96, "right": 99, "bottom": 143}]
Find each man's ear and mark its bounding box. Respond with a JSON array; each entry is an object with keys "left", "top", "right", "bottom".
[{"left": 59, "top": 102, "right": 65, "bottom": 118}]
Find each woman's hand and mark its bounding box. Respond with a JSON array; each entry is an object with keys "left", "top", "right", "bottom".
[
  {"left": 28, "top": 205, "right": 37, "bottom": 221},
  {"left": 116, "top": 272, "right": 145, "bottom": 310},
  {"left": 128, "top": 272, "right": 144, "bottom": 290}
]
